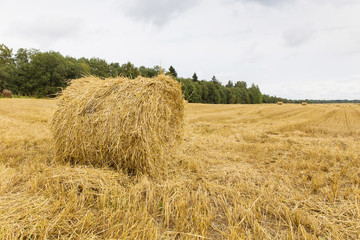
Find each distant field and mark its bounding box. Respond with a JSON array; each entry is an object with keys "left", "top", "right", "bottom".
[{"left": 1, "top": 99, "right": 360, "bottom": 239}]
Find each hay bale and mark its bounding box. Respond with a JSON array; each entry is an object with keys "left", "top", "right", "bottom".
[
  {"left": 2, "top": 89, "right": 12, "bottom": 98},
  {"left": 277, "top": 101, "right": 283, "bottom": 105},
  {"left": 302, "top": 102, "right": 307, "bottom": 106},
  {"left": 51, "top": 75, "right": 184, "bottom": 175}
]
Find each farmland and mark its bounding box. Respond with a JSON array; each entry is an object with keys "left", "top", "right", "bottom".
[{"left": 0, "top": 99, "right": 360, "bottom": 239}]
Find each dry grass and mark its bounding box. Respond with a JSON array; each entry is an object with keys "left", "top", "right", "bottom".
[
  {"left": 51, "top": 75, "right": 184, "bottom": 175},
  {"left": 1, "top": 100, "right": 360, "bottom": 239}
]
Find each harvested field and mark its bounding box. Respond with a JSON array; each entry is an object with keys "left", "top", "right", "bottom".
[{"left": 0, "top": 99, "right": 360, "bottom": 239}]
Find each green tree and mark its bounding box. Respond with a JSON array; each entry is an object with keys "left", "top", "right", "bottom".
[
  {"left": 0, "top": 44, "right": 14, "bottom": 66},
  {"left": 226, "top": 80, "right": 234, "bottom": 88},
  {"left": 139, "top": 66, "right": 158, "bottom": 77},
  {"left": 180, "top": 78, "right": 202, "bottom": 103},
  {"left": 200, "top": 81, "right": 209, "bottom": 103},
  {"left": 153, "top": 65, "right": 166, "bottom": 75},
  {"left": 88, "top": 58, "right": 111, "bottom": 78},
  {"left": 219, "top": 88, "right": 227, "bottom": 104},
  {"left": 168, "top": 65, "right": 177, "bottom": 78},
  {"left": 234, "top": 81, "right": 247, "bottom": 89},
  {"left": 109, "top": 62, "right": 122, "bottom": 77},
  {"left": 192, "top": 72, "right": 198, "bottom": 82},
  {"left": 25, "top": 51, "right": 69, "bottom": 97},
  {"left": 211, "top": 75, "right": 218, "bottom": 83},
  {"left": 0, "top": 44, "right": 16, "bottom": 92},
  {"left": 120, "top": 61, "right": 139, "bottom": 78},
  {"left": 208, "top": 81, "right": 221, "bottom": 104},
  {"left": 225, "top": 88, "right": 236, "bottom": 104},
  {"left": 180, "top": 78, "right": 193, "bottom": 100},
  {"left": 248, "top": 83, "right": 262, "bottom": 104},
  {"left": 65, "top": 56, "right": 88, "bottom": 79},
  {"left": 10, "top": 48, "right": 37, "bottom": 94},
  {"left": 0, "top": 64, "right": 16, "bottom": 92},
  {"left": 192, "top": 81, "right": 202, "bottom": 102}
]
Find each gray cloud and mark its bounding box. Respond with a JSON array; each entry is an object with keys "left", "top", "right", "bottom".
[
  {"left": 7, "top": 16, "right": 82, "bottom": 47},
  {"left": 243, "top": 0, "right": 293, "bottom": 6},
  {"left": 283, "top": 25, "right": 316, "bottom": 47},
  {"left": 229, "top": 0, "right": 356, "bottom": 7},
  {"left": 120, "top": 0, "right": 201, "bottom": 26},
  {"left": 227, "top": 0, "right": 295, "bottom": 7}
]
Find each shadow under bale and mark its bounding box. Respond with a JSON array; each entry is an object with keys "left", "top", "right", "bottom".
[{"left": 51, "top": 75, "right": 184, "bottom": 175}]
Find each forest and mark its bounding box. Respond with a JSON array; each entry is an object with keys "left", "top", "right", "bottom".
[{"left": 1, "top": 44, "right": 358, "bottom": 103}]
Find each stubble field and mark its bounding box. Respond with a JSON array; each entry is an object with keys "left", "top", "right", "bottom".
[{"left": 0, "top": 99, "right": 359, "bottom": 239}]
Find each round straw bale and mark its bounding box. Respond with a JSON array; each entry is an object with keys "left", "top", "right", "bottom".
[
  {"left": 2, "top": 89, "right": 12, "bottom": 98},
  {"left": 51, "top": 75, "right": 184, "bottom": 175}
]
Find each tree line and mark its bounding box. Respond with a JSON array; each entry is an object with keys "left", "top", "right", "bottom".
[
  {"left": 0, "top": 44, "right": 163, "bottom": 98},
  {"left": 0, "top": 44, "right": 270, "bottom": 103},
  {"left": 3, "top": 43, "right": 356, "bottom": 103}
]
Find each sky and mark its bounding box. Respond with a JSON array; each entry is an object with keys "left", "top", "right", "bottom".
[{"left": 0, "top": 0, "right": 359, "bottom": 100}]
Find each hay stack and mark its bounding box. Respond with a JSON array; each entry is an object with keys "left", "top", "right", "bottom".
[
  {"left": 2, "top": 89, "right": 12, "bottom": 98},
  {"left": 277, "top": 101, "right": 283, "bottom": 105},
  {"left": 51, "top": 75, "right": 184, "bottom": 175},
  {"left": 302, "top": 102, "right": 307, "bottom": 106}
]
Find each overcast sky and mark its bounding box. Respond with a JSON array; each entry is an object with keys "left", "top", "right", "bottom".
[{"left": 1, "top": 0, "right": 359, "bottom": 99}]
